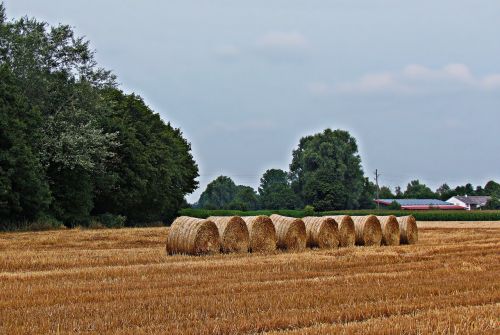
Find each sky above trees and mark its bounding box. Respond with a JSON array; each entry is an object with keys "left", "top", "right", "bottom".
[{"left": 6, "top": 0, "right": 500, "bottom": 202}]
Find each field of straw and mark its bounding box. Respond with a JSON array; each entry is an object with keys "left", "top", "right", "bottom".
[{"left": 1, "top": 222, "right": 499, "bottom": 334}]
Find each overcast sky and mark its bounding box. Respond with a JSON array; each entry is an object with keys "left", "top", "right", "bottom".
[{"left": 6, "top": 0, "right": 500, "bottom": 202}]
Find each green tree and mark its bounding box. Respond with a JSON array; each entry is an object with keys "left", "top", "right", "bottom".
[
  {"left": 484, "top": 180, "right": 500, "bottom": 197},
  {"left": 258, "top": 169, "right": 300, "bottom": 210},
  {"left": 358, "top": 178, "right": 376, "bottom": 209},
  {"left": 289, "top": 129, "right": 365, "bottom": 210},
  {"left": 93, "top": 89, "right": 198, "bottom": 223},
  {"left": 387, "top": 201, "right": 402, "bottom": 210},
  {"left": 403, "top": 180, "right": 436, "bottom": 199},
  {"left": 0, "top": 8, "right": 118, "bottom": 224},
  {"left": 484, "top": 197, "right": 500, "bottom": 210},
  {"left": 454, "top": 183, "right": 475, "bottom": 196},
  {"left": 379, "top": 186, "right": 395, "bottom": 199},
  {"left": 229, "top": 186, "right": 259, "bottom": 211},
  {"left": 198, "top": 176, "right": 238, "bottom": 209},
  {"left": 436, "top": 183, "right": 455, "bottom": 200},
  {"left": 0, "top": 6, "right": 199, "bottom": 226},
  {"left": 394, "top": 186, "right": 403, "bottom": 198},
  {"left": 0, "top": 65, "right": 51, "bottom": 222}
]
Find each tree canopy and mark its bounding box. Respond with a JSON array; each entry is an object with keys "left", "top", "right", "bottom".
[
  {"left": 258, "top": 169, "right": 301, "bottom": 210},
  {"left": 289, "top": 129, "right": 365, "bottom": 210},
  {"left": 0, "top": 6, "right": 198, "bottom": 227}
]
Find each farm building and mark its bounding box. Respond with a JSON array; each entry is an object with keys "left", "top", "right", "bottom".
[
  {"left": 374, "top": 199, "right": 464, "bottom": 210},
  {"left": 446, "top": 195, "right": 491, "bottom": 210}
]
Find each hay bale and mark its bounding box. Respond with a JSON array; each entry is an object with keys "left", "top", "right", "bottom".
[
  {"left": 270, "top": 215, "right": 307, "bottom": 252},
  {"left": 166, "top": 216, "right": 220, "bottom": 255},
  {"left": 241, "top": 216, "right": 277, "bottom": 253},
  {"left": 208, "top": 216, "right": 250, "bottom": 253},
  {"left": 397, "top": 216, "right": 419, "bottom": 244},
  {"left": 351, "top": 215, "right": 382, "bottom": 246},
  {"left": 376, "top": 216, "right": 401, "bottom": 246},
  {"left": 327, "top": 215, "right": 356, "bottom": 247},
  {"left": 302, "top": 217, "right": 339, "bottom": 249}
]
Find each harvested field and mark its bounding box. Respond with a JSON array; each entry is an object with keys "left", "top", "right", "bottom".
[{"left": 0, "top": 222, "right": 499, "bottom": 334}]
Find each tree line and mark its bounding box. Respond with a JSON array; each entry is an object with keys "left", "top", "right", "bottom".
[
  {"left": 0, "top": 5, "right": 198, "bottom": 228},
  {"left": 195, "top": 128, "right": 500, "bottom": 211}
]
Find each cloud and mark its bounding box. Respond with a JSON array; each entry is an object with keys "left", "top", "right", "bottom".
[
  {"left": 255, "top": 31, "right": 309, "bottom": 62},
  {"left": 309, "top": 64, "right": 500, "bottom": 95},
  {"left": 213, "top": 45, "right": 241, "bottom": 59},
  {"left": 256, "top": 32, "right": 309, "bottom": 50}
]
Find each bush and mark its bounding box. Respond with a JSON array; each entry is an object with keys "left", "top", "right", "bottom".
[
  {"left": 0, "top": 216, "right": 63, "bottom": 232},
  {"left": 387, "top": 201, "right": 402, "bottom": 210},
  {"left": 484, "top": 198, "right": 500, "bottom": 210},
  {"left": 92, "top": 213, "right": 126, "bottom": 228},
  {"left": 304, "top": 205, "right": 315, "bottom": 216}
]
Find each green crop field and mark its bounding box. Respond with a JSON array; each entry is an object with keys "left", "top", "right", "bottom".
[{"left": 179, "top": 208, "right": 500, "bottom": 222}]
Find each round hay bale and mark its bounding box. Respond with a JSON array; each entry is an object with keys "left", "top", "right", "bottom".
[
  {"left": 351, "top": 215, "right": 382, "bottom": 246},
  {"left": 397, "top": 216, "right": 419, "bottom": 245},
  {"left": 302, "top": 217, "right": 339, "bottom": 249},
  {"left": 208, "top": 216, "right": 249, "bottom": 253},
  {"left": 241, "top": 216, "right": 277, "bottom": 253},
  {"left": 166, "top": 217, "right": 220, "bottom": 255},
  {"left": 376, "top": 216, "right": 401, "bottom": 246},
  {"left": 328, "top": 215, "right": 356, "bottom": 247},
  {"left": 269, "top": 214, "right": 307, "bottom": 252}
]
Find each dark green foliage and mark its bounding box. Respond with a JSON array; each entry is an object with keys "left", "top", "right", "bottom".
[
  {"left": 436, "top": 183, "right": 454, "bottom": 200},
  {"left": 379, "top": 186, "right": 395, "bottom": 199},
  {"left": 484, "top": 198, "right": 500, "bottom": 210},
  {"left": 387, "top": 201, "right": 402, "bottom": 210},
  {"left": 258, "top": 169, "right": 301, "bottom": 210},
  {"left": 230, "top": 186, "right": 259, "bottom": 211},
  {"left": 181, "top": 208, "right": 500, "bottom": 222},
  {"left": 290, "top": 129, "right": 364, "bottom": 211},
  {"left": 0, "top": 7, "right": 198, "bottom": 228},
  {"left": 197, "top": 176, "right": 259, "bottom": 211},
  {"left": 197, "top": 176, "right": 238, "bottom": 209},
  {"left": 485, "top": 181, "right": 500, "bottom": 197},
  {"left": 92, "top": 89, "right": 198, "bottom": 224},
  {"left": 454, "top": 183, "right": 475, "bottom": 196},
  {"left": 358, "top": 178, "right": 376, "bottom": 209},
  {"left": 403, "top": 180, "right": 437, "bottom": 199},
  {"left": 0, "top": 65, "right": 51, "bottom": 223},
  {"left": 303, "top": 205, "right": 315, "bottom": 216}
]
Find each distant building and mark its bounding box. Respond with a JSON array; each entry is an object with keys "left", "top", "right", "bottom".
[
  {"left": 446, "top": 195, "right": 491, "bottom": 210},
  {"left": 374, "top": 199, "right": 465, "bottom": 210}
]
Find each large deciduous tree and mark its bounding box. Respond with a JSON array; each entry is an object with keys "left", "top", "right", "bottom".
[
  {"left": 289, "top": 129, "right": 365, "bottom": 211},
  {"left": 0, "top": 65, "right": 51, "bottom": 221},
  {"left": 403, "top": 180, "right": 436, "bottom": 199},
  {"left": 0, "top": 5, "right": 199, "bottom": 226},
  {"left": 197, "top": 176, "right": 238, "bottom": 209}
]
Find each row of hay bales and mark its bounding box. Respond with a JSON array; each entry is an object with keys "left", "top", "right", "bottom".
[{"left": 166, "top": 214, "right": 418, "bottom": 255}]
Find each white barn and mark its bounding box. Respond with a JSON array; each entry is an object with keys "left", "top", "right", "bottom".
[{"left": 446, "top": 195, "right": 491, "bottom": 210}]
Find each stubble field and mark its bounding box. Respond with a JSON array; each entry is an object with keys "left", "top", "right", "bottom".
[{"left": 0, "top": 222, "right": 499, "bottom": 334}]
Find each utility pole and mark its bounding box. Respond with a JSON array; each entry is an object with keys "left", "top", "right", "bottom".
[{"left": 374, "top": 169, "right": 381, "bottom": 210}]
